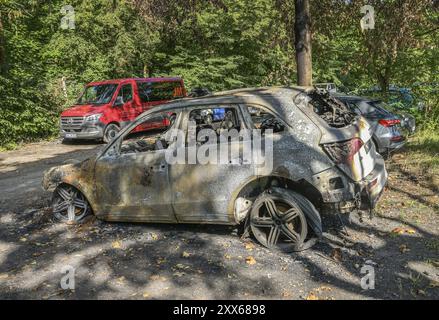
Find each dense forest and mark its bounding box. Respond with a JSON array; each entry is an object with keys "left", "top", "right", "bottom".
[{"left": 0, "top": 0, "right": 437, "bottom": 148}]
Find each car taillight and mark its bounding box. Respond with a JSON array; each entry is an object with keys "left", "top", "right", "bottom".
[
  {"left": 390, "top": 136, "right": 404, "bottom": 142},
  {"left": 323, "top": 138, "right": 364, "bottom": 164},
  {"left": 379, "top": 119, "right": 400, "bottom": 127}
]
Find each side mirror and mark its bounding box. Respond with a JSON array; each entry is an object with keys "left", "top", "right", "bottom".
[{"left": 114, "top": 96, "right": 124, "bottom": 107}]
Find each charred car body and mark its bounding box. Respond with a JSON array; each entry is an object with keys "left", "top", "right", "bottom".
[{"left": 43, "top": 87, "right": 387, "bottom": 251}]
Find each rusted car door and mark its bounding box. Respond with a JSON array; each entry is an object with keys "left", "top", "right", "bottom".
[
  {"left": 94, "top": 149, "right": 176, "bottom": 223},
  {"left": 169, "top": 105, "right": 254, "bottom": 224}
]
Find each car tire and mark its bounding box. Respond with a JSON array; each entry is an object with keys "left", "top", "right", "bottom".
[
  {"left": 52, "top": 184, "right": 92, "bottom": 225},
  {"left": 250, "top": 188, "right": 314, "bottom": 252},
  {"left": 103, "top": 123, "right": 120, "bottom": 143}
]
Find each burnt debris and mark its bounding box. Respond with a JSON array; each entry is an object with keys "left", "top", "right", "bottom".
[{"left": 309, "top": 89, "right": 357, "bottom": 128}]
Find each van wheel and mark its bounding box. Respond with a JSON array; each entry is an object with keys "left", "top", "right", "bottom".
[
  {"left": 103, "top": 123, "right": 120, "bottom": 143},
  {"left": 250, "top": 188, "right": 309, "bottom": 252},
  {"left": 52, "top": 185, "right": 92, "bottom": 224}
]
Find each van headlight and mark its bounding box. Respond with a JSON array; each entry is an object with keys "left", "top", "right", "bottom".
[{"left": 85, "top": 113, "right": 103, "bottom": 123}]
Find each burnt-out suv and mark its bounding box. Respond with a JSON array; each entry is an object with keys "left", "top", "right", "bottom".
[{"left": 43, "top": 87, "right": 387, "bottom": 251}]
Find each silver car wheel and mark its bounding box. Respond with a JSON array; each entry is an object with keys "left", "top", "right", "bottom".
[{"left": 52, "top": 185, "right": 90, "bottom": 224}]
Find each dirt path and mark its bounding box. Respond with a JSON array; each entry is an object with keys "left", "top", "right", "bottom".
[
  {"left": 0, "top": 140, "right": 438, "bottom": 300},
  {"left": 0, "top": 140, "right": 102, "bottom": 213}
]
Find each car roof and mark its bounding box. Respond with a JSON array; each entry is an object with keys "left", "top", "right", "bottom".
[
  {"left": 153, "top": 86, "right": 311, "bottom": 111},
  {"left": 87, "top": 77, "right": 183, "bottom": 86},
  {"left": 123, "top": 86, "right": 311, "bottom": 125}
]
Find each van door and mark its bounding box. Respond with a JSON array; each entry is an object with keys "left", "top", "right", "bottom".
[{"left": 116, "top": 83, "right": 138, "bottom": 127}]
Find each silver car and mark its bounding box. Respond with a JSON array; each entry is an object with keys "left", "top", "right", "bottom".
[
  {"left": 334, "top": 94, "right": 416, "bottom": 154},
  {"left": 43, "top": 87, "right": 387, "bottom": 252}
]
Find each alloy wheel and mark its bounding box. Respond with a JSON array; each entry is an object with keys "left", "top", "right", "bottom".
[
  {"left": 52, "top": 185, "right": 90, "bottom": 224},
  {"left": 250, "top": 192, "right": 307, "bottom": 252}
]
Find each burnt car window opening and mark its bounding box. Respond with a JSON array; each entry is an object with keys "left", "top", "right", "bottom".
[
  {"left": 117, "top": 84, "right": 133, "bottom": 103},
  {"left": 246, "top": 106, "right": 285, "bottom": 133},
  {"left": 188, "top": 106, "right": 242, "bottom": 145},
  {"left": 309, "top": 90, "right": 357, "bottom": 128},
  {"left": 120, "top": 111, "right": 178, "bottom": 154},
  {"left": 137, "top": 81, "right": 184, "bottom": 102},
  {"left": 77, "top": 84, "right": 118, "bottom": 105}
]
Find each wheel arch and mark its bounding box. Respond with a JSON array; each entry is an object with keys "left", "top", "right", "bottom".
[{"left": 229, "top": 175, "right": 323, "bottom": 235}]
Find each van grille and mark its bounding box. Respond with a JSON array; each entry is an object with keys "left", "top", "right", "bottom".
[{"left": 61, "top": 117, "right": 84, "bottom": 129}]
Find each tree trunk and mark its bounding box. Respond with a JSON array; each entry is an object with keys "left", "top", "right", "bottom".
[{"left": 294, "top": 0, "right": 312, "bottom": 86}]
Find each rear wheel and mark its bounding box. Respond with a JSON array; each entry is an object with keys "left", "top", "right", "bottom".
[
  {"left": 103, "top": 123, "right": 120, "bottom": 143},
  {"left": 52, "top": 185, "right": 91, "bottom": 224},
  {"left": 250, "top": 189, "right": 309, "bottom": 252}
]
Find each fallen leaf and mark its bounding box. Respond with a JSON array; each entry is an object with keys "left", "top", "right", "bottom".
[
  {"left": 305, "top": 292, "right": 319, "bottom": 300},
  {"left": 317, "top": 286, "right": 332, "bottom": 292},
  {"left": 245, "top": 256, "right": 256, "bottom": 265},
  {"left": 391, "top": 227, "right": 405, "bottom": 235},
  {"left": 182, "top": 251, "right": 191, "bottom": 258},
  {"left": 244, "top": 242, "right": 255, "bottom": 251},
  {"left": 19, "top": 237, "right": 27, "bottom": 242},
  {"left": 112, "top": 240, "right": 122, "bottom": 249},
  {"left": 149, "top": 275, "right": 167, "bottom": 281},
  {"left": 406, "top": 229, "right": 416, "bottom": 234},
  {"left": 399, "top": 244, "right": 410, "bottom": 253},
  {"left": 224, "top": 254, "right": 231, "bottom": 260},
  {"left": 142, "top": 292, "right": 150, "bottom": 298},
  {"left": 150, "top": 233, "right": 158, "bottom": 240}
]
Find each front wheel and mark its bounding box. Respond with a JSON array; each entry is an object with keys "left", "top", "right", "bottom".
[
  {"left": 52, "top": 185, "right": 92, "bottom": 224},
  {"left": 250, "top": 189, "right": 309, "bottom": 252},
  {"left": 103, "top": 123, "right": 120, "bottom": 143}
]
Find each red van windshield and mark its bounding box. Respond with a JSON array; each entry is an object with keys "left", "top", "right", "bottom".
[{"left": 77, "top": 84, "right": 118, "bottom": 105}]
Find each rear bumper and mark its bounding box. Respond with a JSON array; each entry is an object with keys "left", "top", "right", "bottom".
[
  {"left": 314, "top": 157, "right": 387, "bottom": 213},
  {"left": 358, "top": 156, "right": 388, "bottom": 209}
]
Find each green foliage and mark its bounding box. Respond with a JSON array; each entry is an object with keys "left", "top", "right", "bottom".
[{"left": 0, "top": 0, "right": 437, "bottom": 148}]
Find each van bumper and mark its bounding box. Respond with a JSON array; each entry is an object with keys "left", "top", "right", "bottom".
[{"left": 61, "top": 124, "right": 105, "bottom": 140}]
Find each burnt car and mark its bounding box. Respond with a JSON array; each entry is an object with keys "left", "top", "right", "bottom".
[
  {"left": 333, "top": 94, "right": 416, "bottom": 154},
  {"left": 43, "top": 87, "right": 387, "bottom": 252}
]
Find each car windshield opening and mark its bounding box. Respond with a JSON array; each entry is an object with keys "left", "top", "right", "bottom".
[{"left": 77, "top": 84, "right": 118, "bottom": 105}]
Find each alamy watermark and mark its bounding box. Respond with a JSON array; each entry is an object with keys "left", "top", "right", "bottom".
[
  {"left": 360, "top": 5, "right": 375, "bottom": 31},
  {"left": 61, "top": 5, "right": 75, "bottom": 30},
  {"left": 360, "top": 260, "right": 376, "bottom": 290},
  {"left": 160, "top": 123, "right": 274, "bottom": 172},
  {"left": 60, "top": 265, "right": 76, "bottom": 290}
]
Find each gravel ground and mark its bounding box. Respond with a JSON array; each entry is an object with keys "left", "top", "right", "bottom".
[{"left": 0, "top": 139, "right": 438, "bottom": 299}]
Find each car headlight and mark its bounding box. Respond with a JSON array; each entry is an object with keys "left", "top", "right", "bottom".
[{"left": 85, "top": 113, "right": 103, "bottom": 123}]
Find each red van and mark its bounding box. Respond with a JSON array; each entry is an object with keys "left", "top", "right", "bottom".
[{"left": 60, "top": 77, "right": 186, "bottom": 142}]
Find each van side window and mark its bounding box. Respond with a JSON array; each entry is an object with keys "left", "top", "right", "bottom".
[
  {"left": 245, "top": 106, "right": 285, "bottom": 133},
  {"left": 137, "top": 81, "right": 184, "bottom": 102},
  {"left": 118, "top": 84, "right": 133, "bottom": 103}
]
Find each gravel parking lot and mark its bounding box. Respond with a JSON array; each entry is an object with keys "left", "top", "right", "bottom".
[{"left": 0, "top": 139, "right": 438, "bottom": 299}]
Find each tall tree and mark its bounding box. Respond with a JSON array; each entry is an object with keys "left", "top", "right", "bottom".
[{"left": 294, "top": 0, "right": 312, "bottom": 86}]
